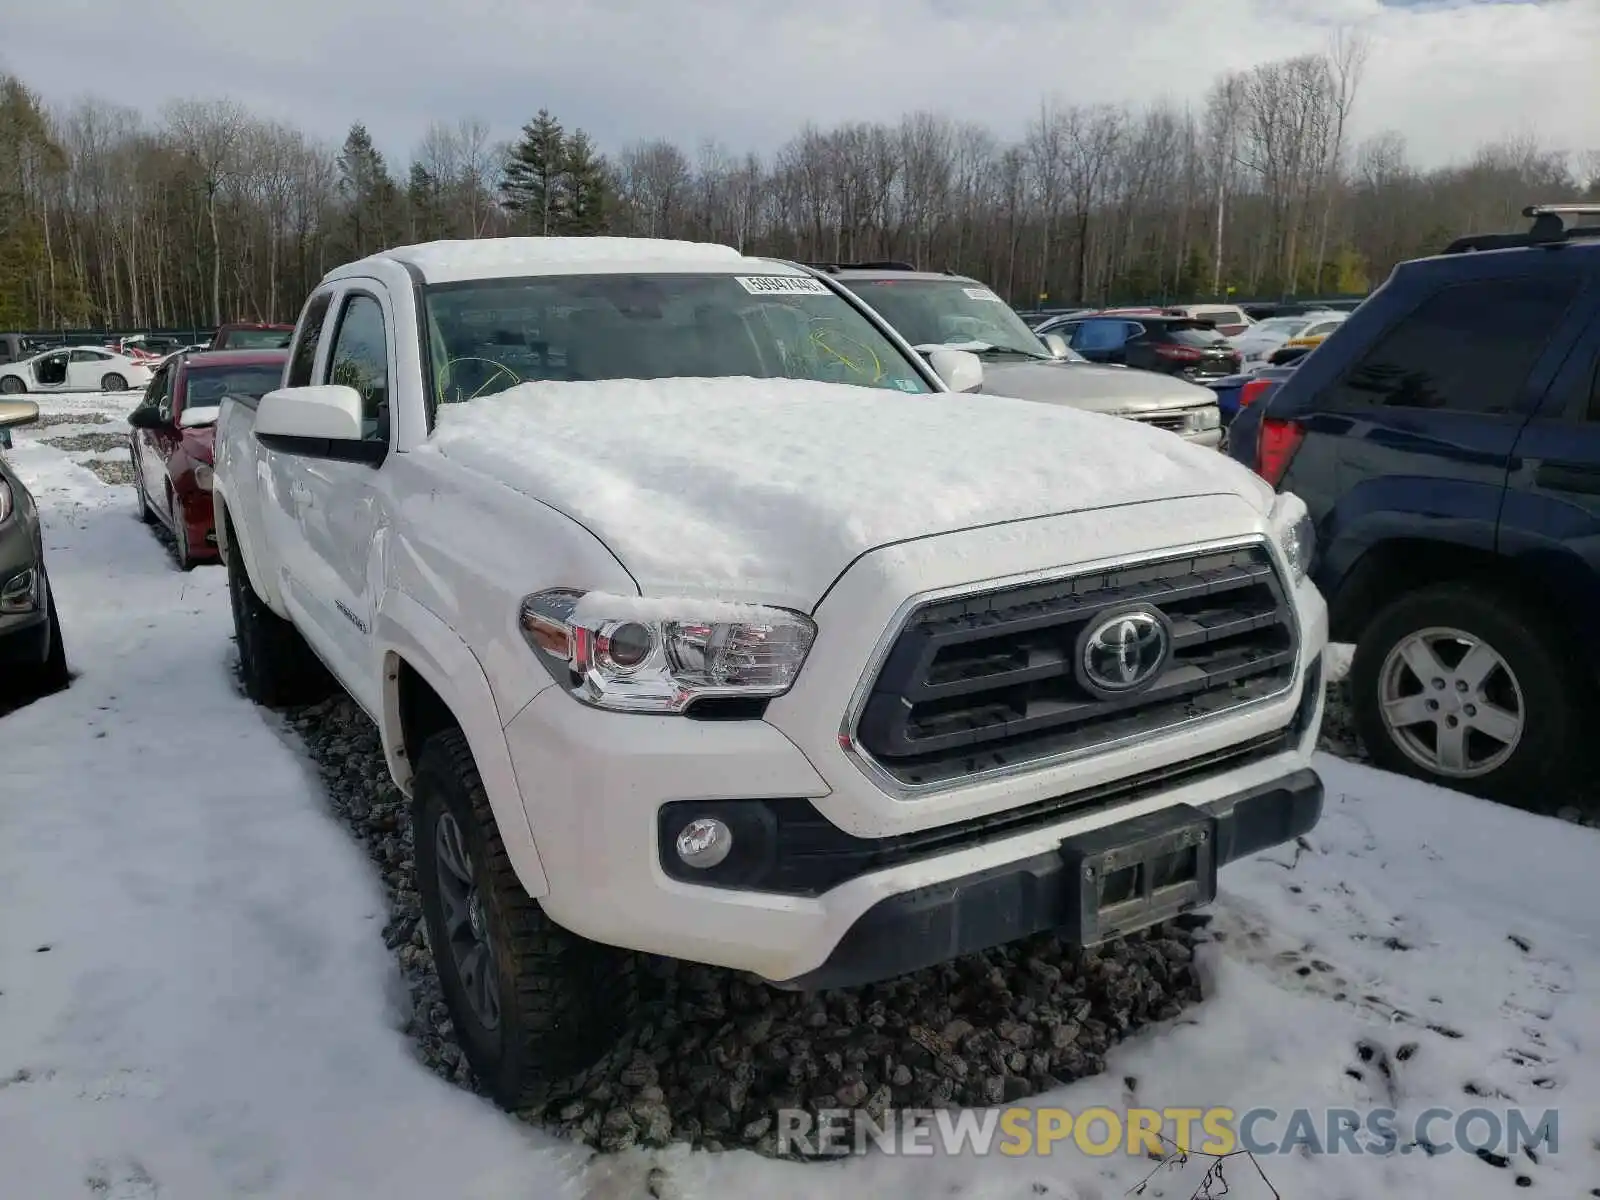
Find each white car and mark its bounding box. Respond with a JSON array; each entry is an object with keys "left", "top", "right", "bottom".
[
  {"left": 1166, "top": 303, "right": 1254, "bottom": 337},
  {"left": 1229, "top": 312, "right": 1347, "bottom": 371},
  {"left": 213, "top": 236, "right": 1329, "bottom": 1108},
  {"left": 0, "top": 346, "right": 154, "bottom": 394}
]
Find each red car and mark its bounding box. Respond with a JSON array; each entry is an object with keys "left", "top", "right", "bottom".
[{"left": 127, "top": 349, "right": 287, "bottom": 570}]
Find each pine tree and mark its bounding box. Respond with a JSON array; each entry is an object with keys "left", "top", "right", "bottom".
[
  {"left": 500, "top": 109, "right": 567, "bottom": 235},
  {"left": 337, "top": 122, "right": 400, "bottom": 258},
  {"left": 560, "top": 130, "right": 611, "bottom": 235},
  {"left": 407, "top": 162, "right": 447, "bottom": 242}
]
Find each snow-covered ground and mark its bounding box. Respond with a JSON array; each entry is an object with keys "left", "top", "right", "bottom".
[{"left": 2, "top": 394, "right": 1597, "bottom": 1199}]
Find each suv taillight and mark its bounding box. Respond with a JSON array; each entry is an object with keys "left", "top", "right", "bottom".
[
  {"left": 1255, "top": 418, "right": 1305, "bottom": 487},
  {"left": 1153, "top": 344, "right": 1203, "bottom": 361}
]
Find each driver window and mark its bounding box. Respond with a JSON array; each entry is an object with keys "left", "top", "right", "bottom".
[{"left": 324, "top": 293, "right": 389, "bottom": 443}]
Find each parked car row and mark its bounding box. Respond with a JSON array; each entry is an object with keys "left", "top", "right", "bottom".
[{"left": 1035, "top": 309, "right": 1245, "bottom": 383}]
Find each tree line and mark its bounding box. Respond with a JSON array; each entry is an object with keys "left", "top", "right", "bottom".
[{"left": 1, "top": 37, "right": 1596, "bottom": 331}]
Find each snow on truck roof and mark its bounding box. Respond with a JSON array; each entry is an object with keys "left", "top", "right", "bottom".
[{"left": 335, "top": 236, "right": 785, "bottom": 285}]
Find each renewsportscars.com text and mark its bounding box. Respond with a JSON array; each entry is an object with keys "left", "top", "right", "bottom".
[{"left": 775, "top": 1105, "right": 1560, "bottom": 1158}]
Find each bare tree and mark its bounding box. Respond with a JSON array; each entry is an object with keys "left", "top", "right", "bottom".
[
  {"left": 0, "top": 54, "right": 1585, "bottom": 332},
  {"left": 163, "top": 98, "right": 247, "bottom": 325},
  {"left": 1203, "top": 72, "right": 1246, "bottom": 297},
  {"left": 1312, "top": 29, "right": 1371, "bottom": 292}
]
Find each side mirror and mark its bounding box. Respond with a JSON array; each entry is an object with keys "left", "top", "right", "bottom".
[
  {"left": 925, "top": 348, "right": 984, "bottom": 394},
  {"left": 178, "top": 405, "right": 220, "bottom": 429},
  {"left": 0, "top": 399, "right": 40, "bottom": 431},
  {"left": 127, "top": 405, "right": 168, "bottom": 429},
  {"left": 256, "top": 385, "right": 364, "bottom": 442},
  {"left": 1042, "top": 332, "right": 1070, "bottom": 359}
]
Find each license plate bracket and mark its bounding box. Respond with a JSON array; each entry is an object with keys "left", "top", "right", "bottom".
[{"left": 1059, "top": 805, "right": 1218, "bottom": 945}]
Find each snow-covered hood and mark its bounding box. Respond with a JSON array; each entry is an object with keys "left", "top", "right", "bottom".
[
  {"left": 425, "top": 378, "right": 1266, "bottom": 611},
  {"left": 980, "top": 358, "right": 1217, "bottom": 415}
]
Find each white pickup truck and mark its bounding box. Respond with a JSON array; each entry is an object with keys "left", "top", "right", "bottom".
[{"left": 214, "top": 236, "right": 1328, "bottom": 1108}]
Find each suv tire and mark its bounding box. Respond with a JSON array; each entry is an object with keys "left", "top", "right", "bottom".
[
  {"left": 226, "top": 531, "right": 331, "bottom": 707},
  {"left": 1350, "top": 582, "right": 1583, "bottom": 805},
  {"left": 412, "top": 727, "right": 640, "bottom": 1111}
]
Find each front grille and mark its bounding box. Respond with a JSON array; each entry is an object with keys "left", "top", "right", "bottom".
[
  {"left": 1134, "top": 412, "right": 1189, "bottom": 433},
  {"left": 853, "top": 543, "right": 1297, "bottom": 788}
]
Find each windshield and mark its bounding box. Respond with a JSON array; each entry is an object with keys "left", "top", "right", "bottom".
[
  {"left": 421, "top": 273, "right": 933, "bottom": 404},
  {"left": 223, "top": 329, "right": 293, "bottom": 349},
  {"left": 185, "top": 363, "right": 284, "bottom": 406},
  {"left": 842, "top": 278, "right": 1052, "bottom": 359}
]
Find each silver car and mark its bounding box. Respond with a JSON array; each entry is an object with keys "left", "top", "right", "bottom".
[
  {"left": 0, "top": 399, "right": 68, "bottom": 706},
  {"left": 813, "top": 264, "right": 1221, "bottom": 447}
]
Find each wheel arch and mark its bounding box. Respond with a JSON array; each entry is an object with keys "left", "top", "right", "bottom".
[
  {"left": 376, "top": 590, "right": 550, "bottom": 899},
  {"left": 215, "top": 490, "right": 282, "bottom": 615},
  {"left": 1327, "top": 538, "right": 1582, "bottom": 650}
]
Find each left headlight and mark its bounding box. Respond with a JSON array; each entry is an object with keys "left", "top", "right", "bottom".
[
  {"left": 1270, "top": 491, "right": 1316, "bottom": 583},
  {"left": 519, "top": 588, "right": 817, "bottom": 714},
  {"left": 0, "top": 477, "right": 12, "bottom": 523},
  {"left": 193, "top": 464, "right": 214, "bottom": 492}
]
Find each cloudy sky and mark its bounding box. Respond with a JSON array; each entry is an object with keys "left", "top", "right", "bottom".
[{"left": 6, "top": 0, "right": 1597, "bottom": 169}]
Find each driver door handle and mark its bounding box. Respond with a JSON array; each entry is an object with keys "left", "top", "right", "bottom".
[{"left": 289, "top": 482, "right": 314, "bottom": 510}]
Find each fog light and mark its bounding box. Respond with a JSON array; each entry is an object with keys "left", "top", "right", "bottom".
[
  {"left": 0, "top": 567, "right": 38, "bottom": 613},
  {"left": 675, "top": 818, "right": 733, "bottom": 869}
]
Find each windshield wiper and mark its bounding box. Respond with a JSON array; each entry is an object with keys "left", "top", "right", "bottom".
[{"left": 915, "top": 341, "right": 1051, "bottom": 360}]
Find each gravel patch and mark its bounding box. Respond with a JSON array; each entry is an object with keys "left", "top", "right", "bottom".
[
  {"left": 280, "top": 693, "right": 1209, "bottom": 1156},
  {"left": 83, "top": 459, "right": 136, "bottom": 487},
  {"left": 280, "top": 669, "right": 1591, "bottom": 1156},
  {"left": 42, "top": 432, "right": 128, "bottom": 455},
  {"left": 31, "top": 412, "right": 113, "bottom": 428}
]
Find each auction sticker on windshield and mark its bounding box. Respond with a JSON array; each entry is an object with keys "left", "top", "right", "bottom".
[
  {"left": 736, "top": 276, "right": 831, "bottom": 296},
  {"left": 964, "top": 287, "right": 1003, "bottom": 301}
]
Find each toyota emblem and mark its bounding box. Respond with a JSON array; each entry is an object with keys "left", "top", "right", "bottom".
[{"left": 1076, "top": 607, "right": 1172, "bottom": 698}]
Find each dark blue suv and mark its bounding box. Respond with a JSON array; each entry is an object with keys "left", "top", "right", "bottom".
[{"left": 1229, "top": 204, "right": 1600, "bottom": 803}]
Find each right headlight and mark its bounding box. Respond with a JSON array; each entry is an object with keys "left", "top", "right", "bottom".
[
  {"left": 518, "top": 588, "right": 817, "bottom": 714},
  {"left": 0, "top": 477, "right": 11, "bottom": 524}
]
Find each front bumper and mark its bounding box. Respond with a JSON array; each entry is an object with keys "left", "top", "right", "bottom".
[
  {"left": 178, "top": 490, "right": 220, "bottom": 557},
  {"left": 785, "top": 766, "right": 1321, "bottom": 989},
  {"left": 506, "top": 646, "right": 1326, "bottom": 985}
]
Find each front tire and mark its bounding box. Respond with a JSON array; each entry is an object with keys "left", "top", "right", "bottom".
[
  {"left": 133, "top": 462, "right": 155, "bottom": 524},
  {"left": 101, "top": 373, "right": 127, "bottom": 392},
  {"left": 412, "top": 727, "right": 640, "bottom": 1110},
  {"left": 226, "top": 530, "right": 331, "bottom": 707},
  {"left": 1350, "top": 583, "right": 1584, "bottom": 805},
  {"left": 172, "top": 496, "right": 196, "bottom": 571},
  {"left": 0, "top": 376, "right": 24, "bottom": 394}
]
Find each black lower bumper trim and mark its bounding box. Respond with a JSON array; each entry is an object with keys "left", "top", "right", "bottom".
[
  {"left": 779, "top": 767, "right": 1322, "bottom": 991},
  {"left": 0, "top": 611, "right": 49, "bottom": 666}
]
